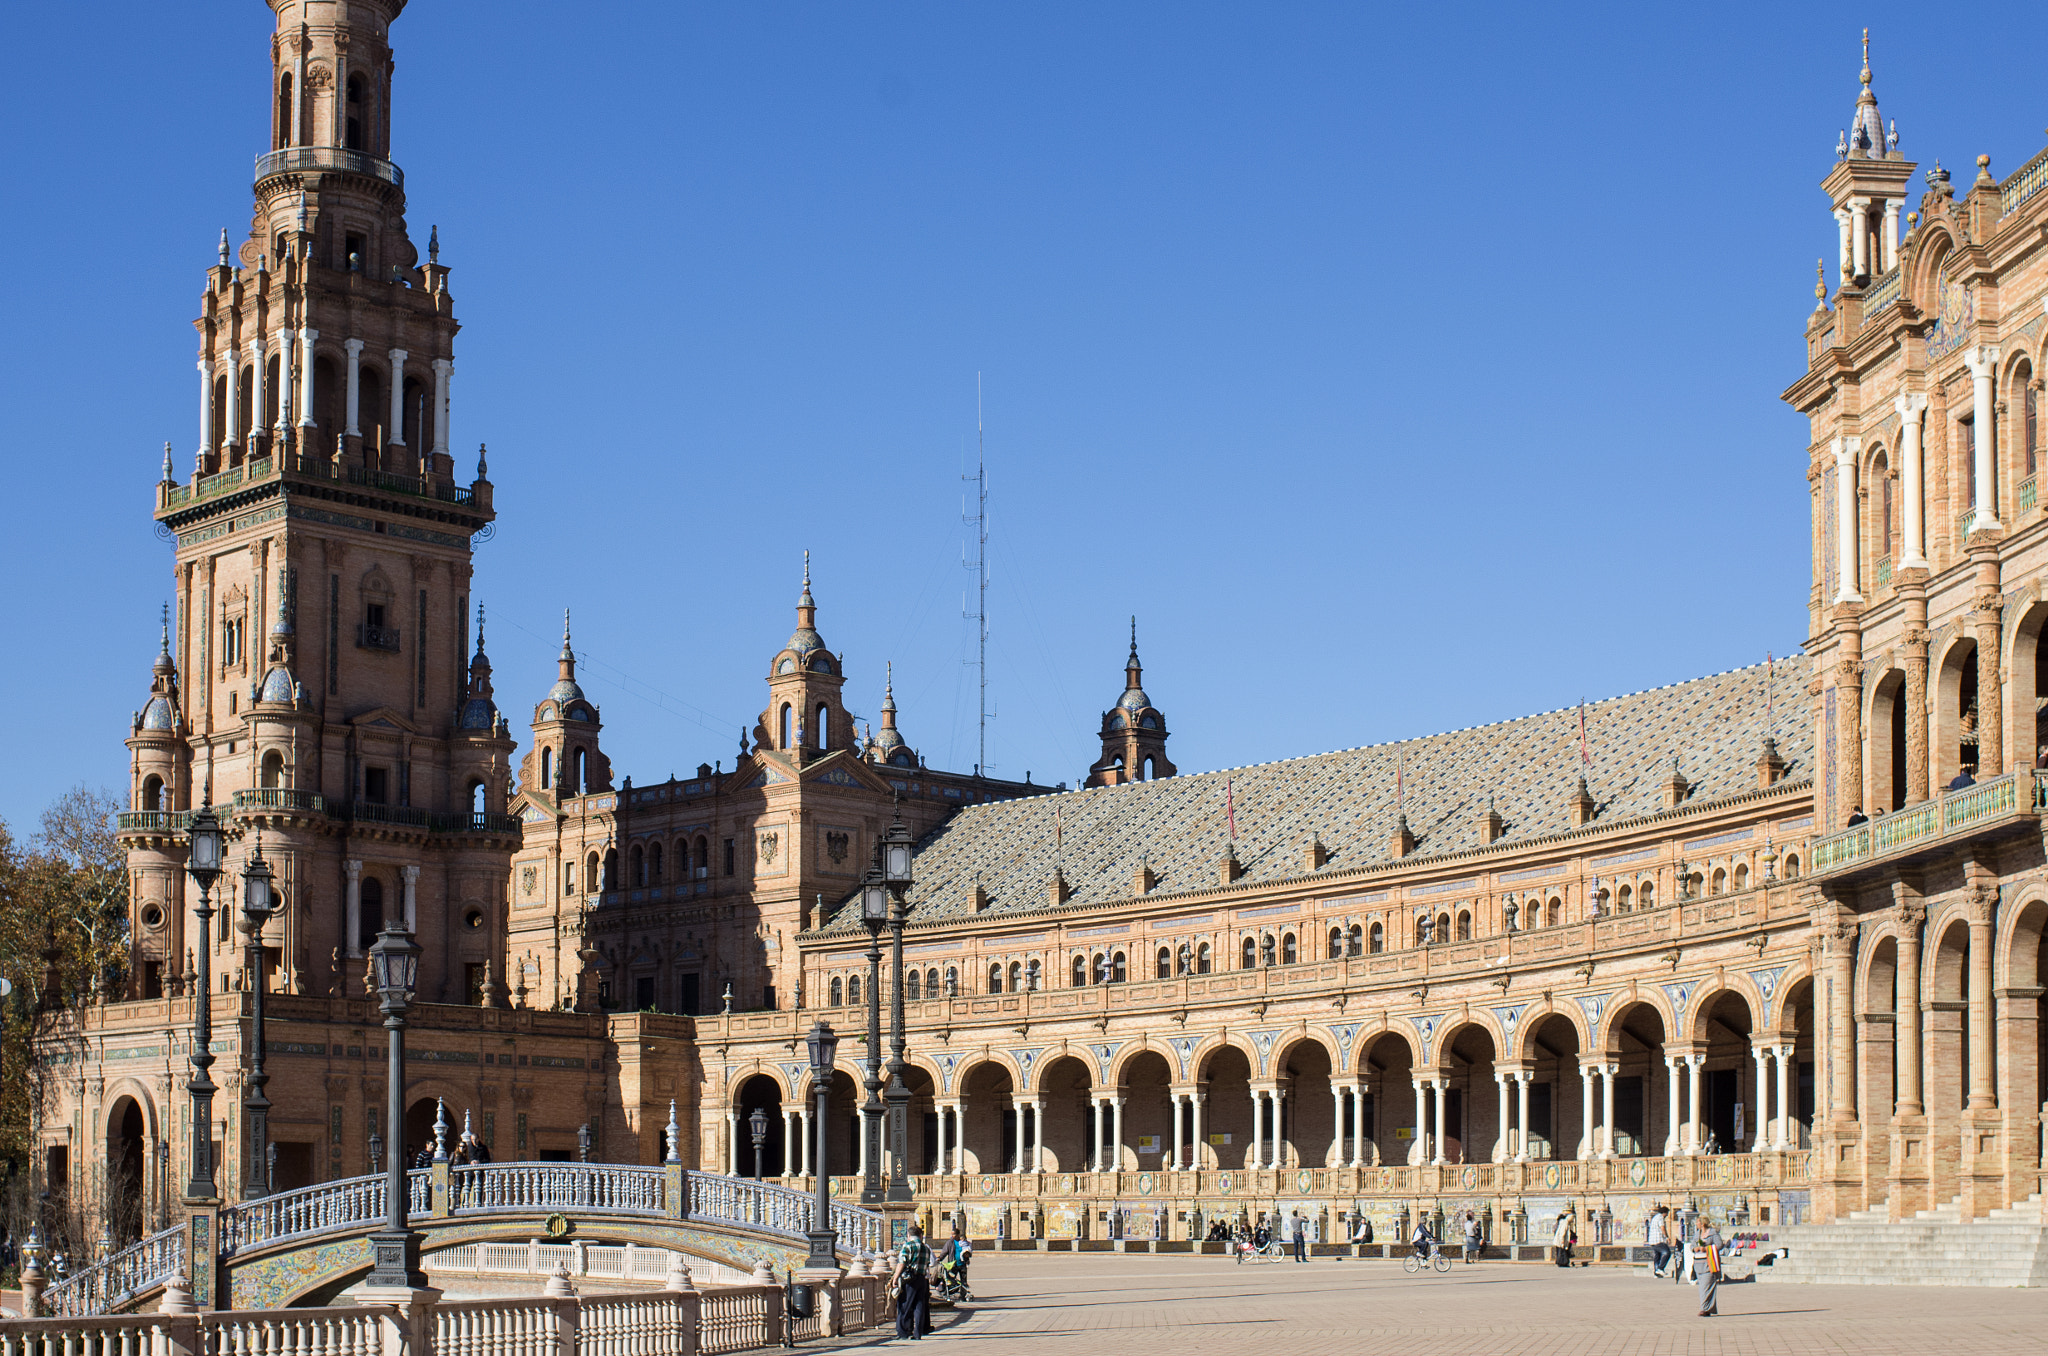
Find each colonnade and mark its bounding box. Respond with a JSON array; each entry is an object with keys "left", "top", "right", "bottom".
[{"left": 195, "top": 330, "right": 453, "bottom": 469}]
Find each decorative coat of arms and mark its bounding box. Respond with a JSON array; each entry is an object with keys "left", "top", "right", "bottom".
[
  {"left": 759, "top": 832, "right": 779, "bottom": 864},
  {"left": 826, "top": 831, "right": 849, "bottom": 864}
]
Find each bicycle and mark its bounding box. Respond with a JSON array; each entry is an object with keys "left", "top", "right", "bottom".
[
  {"left": 1402, "top": 1245, "right": 1452, "bottom": 1274},
  {"left": 1233, "top": 1236, "right": 1286, "bottom": 1264}
]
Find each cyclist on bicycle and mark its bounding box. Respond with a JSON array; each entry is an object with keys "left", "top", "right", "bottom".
[{"left": 1411, "top": 1218, "right": 1436, "bottom": 1265}]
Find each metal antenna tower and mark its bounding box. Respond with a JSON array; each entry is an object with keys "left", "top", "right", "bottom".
[{"left": 964, "top": 375, "right": 990, "bottom": 775}]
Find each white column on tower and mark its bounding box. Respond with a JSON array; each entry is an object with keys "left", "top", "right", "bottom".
[
  {"left": 344, "top": 339, "right": 364, "bottom": 438},
  {"left": 1896, "top": 393, "right": 1930, "bottom": 568},
  {"left": 1493, "top": 1070, "right": 1511, "bottom": 1163},
  {"left": 1271, "top": 1087, "right": 1287, "bottom": 1170},
  {"left": 1190, "top": 1093, "right": 1205, "bottom": 1172},
  {"left": 248, "top": 337, "right": 268, "bottom": 451},
  {"left": 1411, "top": 1080, "right": 1427, "bottom": 1164},
  {"left": 782, "top": 1108, "right": 797, "bottom": 1177},
  {"left": 1834, "top": 206, "right": 1853, "bottom": 286},
  {"left": 1599, "top": 1062, "right": 1618, "bottom": 1159},
  {"left": 1088, "top": 1098, "right": 1103, "bottom": 1173},
  {"left": 1849, "top": 196, "right": 1871, "bottom": 278},
  {"left": 1011, "top": 1101, "right": 1026, "bottom": 1175},
  {"left": 299, "top": 327, "right": 319, "bottom": 429},
  {"left": 1330, "top": 1084, "right": 1345, "bottom": 1167},
  {"left": 1882, "top": 200, "right": 1901, "bottom": 271},
  {"left": 1774, "top": 1046, "right": 1795, "bottom": 1150},
  {"left": 1751, "top": 1045, "right": 1771, "bottom": 1152},
  {"left": 1031, "top": 1100, "right": 1046, "bottom": 1173},
  {"left": 1686, "top": 1054, "right": 1705, "bottom": 1155},
  {"left": 1171, "top": 1093, "right": 1185, "bottom": 1171},
  {"left": 343, "top": 859, "right": 362, "bottom": 957},
  {"left": 799, "top": 1105, "right": 812, "bottom": 1176},
  {"left": 1348, "top": 1085, "right": 1365, "bottom": 1168},
  {"left": 1966, "top": 344, "right": 2003, "bottom": 529},
  {"left": 1515, "top": 1071, "right": 1532, "bottom": 1161},
  {"left": 726, "top": 1110, "right": 740, "bottom": 1176},
  {"left": 1110, "top": 1096, "right": 1126, "bottom": 1175},
  {"left": 197, "top": 357, "right": 215, "bottom": 460},
  {"left": 1431, "top": 1078, "right": 1448, "bottom": 1166},
  {"left": 1251, "top": 1090, "right": 1266, "bottom": 1171},
  {"left": 1663, "top": 1055, "right": 1683, "bottom": 1157},
  {"left": 431, "top": 357, "right": 453, "bottom": 457},
  {"left": 272, "top": 329, "right": 294, "bottom": 443},
  {"left": 1834, "top": 435, "right": 1864, "bottom": 602},
  {"left": 221, "top": 345, "right": 242, "bottom": 451},
  {"left": 1578, "top": 1063, "right": 1596, "bottom": 1161},
  {"left": 402, "top": 864, "right": 419, "bottom": 931},
  {"left": 387, "top": 349, "right": 409, "bottom": 447}
]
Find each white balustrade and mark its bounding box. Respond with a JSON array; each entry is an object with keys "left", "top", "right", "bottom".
[{"left": 40, "top": 1226, "right": 186, "bottom": 1317}]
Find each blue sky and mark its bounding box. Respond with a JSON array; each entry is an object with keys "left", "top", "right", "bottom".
[{"left": 3, "top": 2, "right": 2044, "bottom": 833}]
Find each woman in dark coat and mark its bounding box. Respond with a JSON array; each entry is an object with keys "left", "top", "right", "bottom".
[{"left": 890, "top": 1225, "right": 933, "bottom": 1339}]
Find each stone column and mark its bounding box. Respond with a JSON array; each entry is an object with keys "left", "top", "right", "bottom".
[
  {"left": 344, "top": 338, "right": 364, "bottom": 438},
  {"left": 1974, "top": 581, "right": 2006, "bottom": 777},
  {"left": 222, "top": 345, "right": 242, "bottom": 452},
  {"left": 1751, "top": 1046, "right": 1772, "bottom": 1152},
  {"left": 1835, "top": 435, "right": 1864, "bottom": 603},
  {"left": 197, "top": 357, "right": 215, "bottom": 461},
  {"left": 1686, "top": 1055, "right": 1705, "bottom": 1154},
  {"left": 856, "top": 1110, "right": 868, "bottom": 1178},
  {"left": 402, "top": 864, "right": 419, "bottom": 932},
  {"left": 1410, "top": 1081, "right": 1426, "bottom": 1165},
  {"left": 1189, "top": 1094, "right": 1204, "bottom": 1173},
  {"left": 1663, "top": 1056, "right": 1683, "bottom": 1157},
  {"left": 1349, "top": 1085, "right": 1366, "bottom": 1167},
  {"left": 387, "top": 349, "right": 409, "bottom": 448},
  {"left": 249, "top": 337, "right": 267, "bottom": 454},
  {"left": 798, "top": 1105, "right": 812, "bottom": 1176},
  {"left": 1011, "top": 1100, "right": 1026, "bottom": 1175},
  {"left": 1577, "top": 1063, "right": 1596, "bottom": 1161},
  {"left": 1515, "top": 1072, "right": 1532, "bottom": 1161},
  {"left": 727, "top": 1110, "right": 739, "bottom": 1175},
  {"left": 1031, "top": 1099, "right": 1046, "bottom": 1173},
  {"left": 1493, "top": 1070, "right": 1511, "bottom": 1163},
  {"left": 1331, "top": 1085, "right": 1346, "bottom": 1167},
  {"left": 1965, "top": 344, "right": 2003, "bottom": 530},
  {"left": 1903, "top": 623, "right": 1930, "bottom": 805},
  {"left": 1431, "top": 1078, "right": 1447, "bottom": 1166},
  {"left": 432, "top": 358, "right": 453, "bottom": 457},
  {"left": 299, "top": 327, "right": 319, "bottom": 429},
  {"left": 1271, "top": 1087, "right": 1287, "bottom": 1169},
  {"left": 1112, "top": 1096, "right": 1128, "bottom": 1174},
  {"left": 1896, "top": 901, "right": 1925, "bottom": 1115},
  {"left": 344, "top": 858, "right": 363, "bottom": 957},
  {"left": 1825, "top": 909, "right": 1858, "bottom": 1124},
  {"left": 1250, "top": 1090, "right": 1265, "bottom": 1170},
  {"left": 273, "top": 329, "right": 294, "bottom": 445},
  {"left": 1967, "top": 889, "right": 1998, "bottom": 1112},
  {"left": 1600, "top": 1063, "right": 1619, "bottom": 1158},
  {"left": 1849, "top": 197, "right": 1870, "bottom": 278},
  {"left": 1882, "top": 200, "right": 1901, "bottom": 271},
  {"left": 782, "top": 1108, "right": 798, "bottom": 1177},
  {"left": 1897, "top": 394, "right": 1930, "bottom": 569},
  {"left": 1834, "top": 206, "right": 1852, "bottom": 283},
  {"left": 1774, "top": 1046, "right": 1795, "bottom": 1149}
]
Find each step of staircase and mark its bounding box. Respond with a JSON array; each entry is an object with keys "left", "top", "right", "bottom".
[{"left": 1763, "top": 1195, "right": 2048, "bottom": 1288}]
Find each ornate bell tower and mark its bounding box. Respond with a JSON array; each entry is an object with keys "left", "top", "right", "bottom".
[
  {"left": 1085, "top": 620, "right": 1176, "bottom": 787},
  {"left": 123, "top": 0, "right": 515, "bottom": 1014}
]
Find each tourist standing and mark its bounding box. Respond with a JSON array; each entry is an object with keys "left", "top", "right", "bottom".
[
  {"left": 1290, "top": 1210, "right": 1308, "bottom": 1263},
  {"left": 1462, "top": 1211, "right": 1482, "bottom": 1263},
  {"left": 1647, "top": 1206, "right": 1672, "bottom": 1277},
  {"left": 1552, "top": 1211, "right": 1575, "bottom": 1268},
  {"left": 1691, "top": 1217, "right": 1723, "bottom": 1317}
]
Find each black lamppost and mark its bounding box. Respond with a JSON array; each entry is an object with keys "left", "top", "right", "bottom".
[
  {"left": 881, "top": 808, "right": 915, "bottom": 1206},
  {"left": 364, "top": 920, "right": 423, "bottom": 1289},
  {"left": 803, "top": 1021, "right": 840, "bottom": 1271},
  {"left": 749, "top": 1106, "right": 769, "bottom": 1181},
  {"left": 857, "top": 864, "right": 888, "bottom": 1206},
  {"left": 182, "top": 806, "right": 224, "bottom": 1201},
  {"left": 239, "top": 837, "right": 276, "bottom": 1200}
]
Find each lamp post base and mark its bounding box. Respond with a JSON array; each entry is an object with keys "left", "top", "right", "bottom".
[
  {"left": 802, "top": 1228, "right": 840, "bottom": 1274},
  {"left": 360, "top": 1229, "right": 428, "bottom": 1291}
]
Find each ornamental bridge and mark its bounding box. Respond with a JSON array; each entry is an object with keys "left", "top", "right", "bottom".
[{"left": 44, "top": 1163, "right": 886, "bottom": 1317}]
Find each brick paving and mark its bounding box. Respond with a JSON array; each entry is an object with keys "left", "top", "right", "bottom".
[{"left": 837, "top": 1254, "right": 2043, "bottom": 1355}]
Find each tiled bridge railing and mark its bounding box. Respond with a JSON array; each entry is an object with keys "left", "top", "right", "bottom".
[
  {"left": 40, "top": 1163, "right": 885, "bottom": 1318},
  {"left": 1809, "top": 770, "right": 2041, "bottom": 876}
]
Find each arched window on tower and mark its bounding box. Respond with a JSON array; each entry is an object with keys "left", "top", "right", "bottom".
[
  {"left": 1157, "top": 947, "right": 1172, "bottom": 979},
  {"left": 1639, "top": 881, "right": 1655, "bottom": 909},
  {"left": 261, "top": 750, "right": 284, "bottom": 789},
  {"left": 817, "top": 703, "right": 830, "bottom": 751},
  {"left": 1546, "top": 897, "right": 1561, "bottom": 926},
  {"left": 1710, "top": 866, "right": 1726, "bottom": 895},
  {"left": 1071, "top": 954, "right": 1086, "bottom": 987},
  {"left": 1281, "top": 933, "right": 1298, "bottom": 964},
  {"left": 2025, "top": 362, "right": 2039, "bottom": 479},
  {"left": 987, "top": 964, "right": 1002, "bottom": 994},
  {"left": 1369, "top": 921, "right": 1384, "bottom": 954},
  {"left": 468, "top": 779, "right": 485, "bottom": 815},
  {"left": 694, "top": 836, "right": 709, "bottom": 877},
  {"left": 1110, "top": 951, "right": 1127, "bottom": 983},
  {"left": 1734, "top": 862, "right": 1750, "bottom": 890},
  {"left": 830, "top": 977, "right": 843, "bottom": 1006},
  {"left": 1328, "top": 927, "right": 1343, "bottom": 959},
  {"left": 1783, "top": 853, "right": 1801, "bottom": 879},
  {"left": 1241, "top": 937, "right": 1257, "bottom": 970},
  {"left": 1196, "top": 942, "right": 1212, "bottom": 973},
  {"left": 141, "top": 775, "right": 164, "bottom": 812},
  {"left": 1436, "top": 912, "right": 1451, "bottom": 941},
  {"left": 1008, "top": 961, "right": 1022, "bottom": 991},
  {"left": 573, "top": 748, "right": 588, "bottom": 795},
  {"left": 927, "top": 967, "right": 940, "bottom": 995},
  {"left": 1141, "top": 757, "right": 1154, "bottom": 780},
  {"left": 780, "top": 704, "right": 792, "bottom": 749},
  {"left": 276, "top": 73, "right": 294, "bottom": 150},
  {"left": 584, "top": 852, "right": 599, "bottom": 894},
  {"left": 345, "top": 73, "right": 366, "bottom": 151},
  {"left": 905, "top": 970, "right": 920, "bottom": 1000},
  {"left": 1456, "top": 910, "right": 1472, "bottom": 941},
  {"left": 1616, "top": 884, "right": 1632, "bottom": 913},
  {"left": 848, "top": 974, "right": 861, "bottom": 1005},
  {"left": 602, "top": 849, "right": 618, "bottom": 892},
  {"left": 630, "top": 846, "right": 645, "bottom": 888},
  {"left": 648, "top": 841, "right": 663, "bottom": 884}
]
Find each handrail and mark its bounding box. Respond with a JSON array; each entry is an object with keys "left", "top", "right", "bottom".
[
  {"left": 116, "top": 810, "right": 192, "bottom": 833},
  {"left": 450, "top": 1163, "right": 666, "bottom": 1215},
  {"left": 232, "top": 788, "right": 328, "bottom": 815},
  {"left": 40, "top": 1225, "right": 186, "bottom": 1318},
  {"left": 220, "top": 1169, "right": 433, "bottom": 1254},
  {"left": 2000, "top": 143, "right": 2048, "bottom": 218},
  {"left": 1808, "top": 770, "right": 2034, "bottom": 875},
  {"left": 256, "top": 146, "right": 404, "bottom": 188}
]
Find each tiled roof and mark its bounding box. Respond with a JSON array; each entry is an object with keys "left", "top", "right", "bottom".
[{"left": 818, "top": 658, "right": 1810, "bottom": 933}]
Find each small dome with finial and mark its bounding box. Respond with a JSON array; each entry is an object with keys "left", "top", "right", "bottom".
[
  {"left": 139, "top": 605, "right": 181, "bottom": 731},
  {"left": 461, "top": 603, "right": 501, "bottom": 731},
  {"left": 549, "top": 608, "right": 587, "bottom": 704}
]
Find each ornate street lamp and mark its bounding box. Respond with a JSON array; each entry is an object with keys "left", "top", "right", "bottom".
[
  {"left": 364, "top": 920, "right": 423, "bottom": 1289},
  {"left": 881, "top": 807, "right": 915, "bottom": 1206},
  {"left": 803, "top": 1020, "right": 840, "bottom": 1271},
  {"left": 749, "top": 1106, "right": 769, "bottom": 1181},
  {"left": 857, "top": 863, "right": 889, "bottom": 1206},
  {"left": 239, "top": 836, "right": 276, "bottom": 1200},
  {"left": 182, "top": 805, "right": 224, "bottom": 1201}
]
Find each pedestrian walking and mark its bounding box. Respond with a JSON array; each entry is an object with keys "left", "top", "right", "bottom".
[
  {"left": 890, "top": 1224, "right": 934, "bottom": 1339},
  {"left": 1691, "top": 1216, "right": 1723, "bottom": 1317},
  {"left": 1462, "top": 1211, "right": 1482, "bottom": 1263},
  {"left": 1290, "top": 1210, "right": 1308, "bottom": 1263},
  {"left": 1552, "top": 1211, "right": 1574, "bottom": 1268},
  {"left": 1647, "top": 1205, "right": 1672, "bottom": 1277}
]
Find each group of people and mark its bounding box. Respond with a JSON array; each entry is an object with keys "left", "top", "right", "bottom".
[
  {"left": 407, "top": 1129, "right": 493, "bottom": 1169},
  {"left": 1407, "top": 1211, "right": 1485, "bottom": 1263},
  {"left": 887, "top": 1225, "right": 972, "bottom": 1340}
]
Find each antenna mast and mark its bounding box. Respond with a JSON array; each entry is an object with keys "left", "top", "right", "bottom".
[{"left": 964, "top": 375, "right": 990, "bottom": 775}]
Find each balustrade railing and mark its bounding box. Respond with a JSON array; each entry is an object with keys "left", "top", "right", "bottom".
[
  {"left": 40, "top": 1226, "right": 185, "bottom": 1318},
  {"left": 256, "top": 146, "right": 405, "bottom": 188},
  {"left": 231, "top": 788, "right": 328, "bottom": 815},
  {"left": 220, "top": 1169, "right": 430, "bottom": 1253},
  {"left": 1862, "top": 266, "right": 1901, "bottom": 315},
  {"left": 697, "top": 1287, "right": 777, "bottom": 1356},
  {"left": 2022, "top": 475, "right": 2039, "bottom": 514},
  {"left": 450, "top": 1162, "right": 665, "bottom": 1215},
  {"left": 2001, "top": 144, "right": 2048, "bottom": 218},
  {"left": 115, "top": 810, "right": 192, "bottom": 833},
  {"left": 1809, "top": 770, "right": 2037, "bottom": 875}
]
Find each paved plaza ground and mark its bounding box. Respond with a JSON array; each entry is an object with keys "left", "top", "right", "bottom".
[{"left": 838, "top": 1253, "right": 2042, "bottom": 1355}]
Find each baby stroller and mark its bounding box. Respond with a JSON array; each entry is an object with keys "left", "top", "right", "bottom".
[{"left": 934, "top": 1254, "right": 972, "bottom": 1303}]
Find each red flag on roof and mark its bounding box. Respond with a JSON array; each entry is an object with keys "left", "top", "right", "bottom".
[
  {"left": 1226, "top": 779, "right": 1236, "bottom": 843},
  {"left": 1577, "top": 701, "right": 1591, "bottom": 767}
]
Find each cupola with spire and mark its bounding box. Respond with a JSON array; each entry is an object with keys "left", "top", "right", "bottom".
[
  {"left": 1822, "top": 29, "right": 1915, "bottom": 292},
  {"left": 1084, "top": 618, "right": 1176, "bottom": 787},
  {"left": 523, "top": 609, "right": 611, "bottom": 800},
  {"left": 460, "top": 603, "right": 504, "bottom": 733},
  {"left": 757, "top": 552, "right": 851, "bottom": 759},
  {"left": 866, "top": 662, "right": 917, "bottom": 769}
]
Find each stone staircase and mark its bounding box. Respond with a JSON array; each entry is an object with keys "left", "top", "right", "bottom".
[{"left": 1764, "top": 1194, "right": 2048, "bottom": 1287}]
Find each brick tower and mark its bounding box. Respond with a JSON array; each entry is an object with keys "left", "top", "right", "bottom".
[{"left": 122, "top": 0, "right": 517, "bottom": 1018}]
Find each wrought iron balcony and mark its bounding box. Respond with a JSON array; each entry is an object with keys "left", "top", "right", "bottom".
[
  {"left": 116, "top": 810, "right": 192, "bottom": 833},
  {"left": 231, "top": 788, "right": 328, "bottom": 816},
  {"left": 357, "top": 624, "right": 402, "bottom": 652},
  {"left": 255, "top": 146, "right": 403, "bottom": 188}
]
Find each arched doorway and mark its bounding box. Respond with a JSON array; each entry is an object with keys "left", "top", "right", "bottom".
[
  {"left": 1690, "top": 990, "right": 1756, "bottom": 1152},
  {"left": 1520, "top": 1012, "right": 1582, "bottom": 1160},
  {"left": 1601, "top": 1002, "right": 1668, "bottom": 1156},
  {"left": 1195, "top": 1045, "right": 1252, "bottom": 1170},
  {"left": 1356, "top": 1032, "right": 1415, "bottom": 1166},
  {"left": 957, "top": 1061, "right": 1016, "bottom": 1174},
  {"left": 105, "top": 1098, "right": 148, "bottom": 1247},
  {"left": 1116, "top": 1050, "right": 1174, "bottom": 1172},
  {"left": 1439, "top": 1023, "right": 1498, "bottom": 1163},
  {"left": 1036, "top": 1055, "right": 1093, "bottom": 1173},
  {"left": 734, "top": 1073, "right": 787, "bottom": 1178}
]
